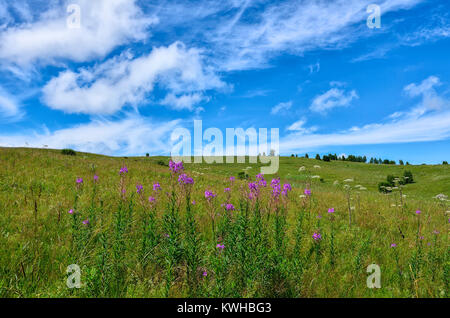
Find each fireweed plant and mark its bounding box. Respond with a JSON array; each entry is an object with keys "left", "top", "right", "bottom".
[{"left": 0, "top": 148, "right": 447, "bottom": 298}]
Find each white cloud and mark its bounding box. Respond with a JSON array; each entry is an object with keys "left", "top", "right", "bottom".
[
  {"left": 0, "top": 0, "right": 156, "bottom": 67},
  {"left": 281, "top": 110, "right": 450, "bottom": 153},
  {"left": 160, "top": 93, "right": 208, "bottom": 111},
  {"left": 286, "top": 118, "right": 318, "bottom": 134},
  {"left": 0, "top": 114, "right": 181, "bottom": 156},
  {"left": 310, "top": 87, "right": 358, "bottom": 114},
  {"left": 271, "top": 101, "right": 292, "bottom": 115},
  {"left": 206, "top": 0, "right": 423, "bottom": 71},
  {"left": 0, "top": 87, "right": 22, "bottom": 120},
  {"left": 403, "top": 75, "right": 446, "bottom": 117},
  {"left": 281, "top": 76, "right": 450, "bottom": 152},
  {"left": 42, "top": 42, "right": 226, "bottom": 114}
]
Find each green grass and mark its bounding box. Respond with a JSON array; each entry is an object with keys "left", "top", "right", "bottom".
[{"left": 0, "top": 147, "right": 448, "bottom": 298}]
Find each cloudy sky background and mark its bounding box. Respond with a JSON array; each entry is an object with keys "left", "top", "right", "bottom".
[{"left": 0, "top": 0, "right": 449, "bottom": 163}]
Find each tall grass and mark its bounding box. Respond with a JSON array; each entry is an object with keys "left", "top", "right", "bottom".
[{"left": 0, "top": 148, "right": 447, "bottom": 298}]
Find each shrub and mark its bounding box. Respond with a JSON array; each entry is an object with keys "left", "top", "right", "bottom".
[
  {"left": 403, "top": 170, "right": 414, "bottom": 184},
  {"left": 61, "top": 148, "right": 76, "bottom": 156},
  {"left": 157, "top": 160, "right": 168, "bottom": 167},
  {"left": 378, "top": 181, "right": 392, "bottom": 193},
  {"left": 386, "top": 175, "right": 396, "bottom": 186},
  {"left": 443, "top": 161, "right": 448, "bottom": 165},
  {"left": 237, "top": 171, "right": 249, "bottom": 180},
  {"left": 146, "top": 153, "right": 150, "bottom": 157}
]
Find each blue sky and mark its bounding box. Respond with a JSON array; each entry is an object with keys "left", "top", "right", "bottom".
[{"left": 0, "top": 0, "right": 450, "bottom": 164}]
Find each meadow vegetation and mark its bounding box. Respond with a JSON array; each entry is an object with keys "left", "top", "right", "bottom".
[{"left": 0, "top": 147, "right": 448, "bottom": 298}]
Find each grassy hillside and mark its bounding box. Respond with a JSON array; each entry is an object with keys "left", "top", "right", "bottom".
[{"left": 0, "top": 147, "right": 448, "bottom": 298}]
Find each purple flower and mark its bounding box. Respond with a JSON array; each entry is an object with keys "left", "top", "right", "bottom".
[
  {"left": 258, "top": 179, "right": 267, "bottom": 187},
  {"left": 225, "top": 203, "right": 235, "bottom": 211},
  {"left": 272, "top": 184, "right": 281, "bottom": 198},
  {"left": 390, "top": 243, "right": 397, "bottom": 248},
  {"left": 202, "top": 271, "right": 208, "bottom": 277},
  {"left": 119, "top": 166, "right": 128, "bottom": 174},
  {"left": 76, "top": 178, "right": 83, "bottom": 184},
  {"left": 229, "top": 176, "right": 235, "bottom": 182},
  {"left": 136, "top": 184, "right": 143, "bottom": 194},
  {"left": 153, "top": 183, "right": 161, "bottom": 191},
  {"left": 82, "top": 219, "right": 90, "bottom": 226},
  {"left": 312, "top": 232, "right": 322, "bottom": 241},
  {"left": 270, "top": 178, "right": 280, "bottom": 188},
  {"left": 169, "top": 160, "right": 184, "bottom": 173},
  {"left": 419, "top": 236, "right": 424, "bottom": 240},
  {"left": 149, "top": 196, "right": 156, "bottom": 203},
  {"left": 93, "top": 175, "right": 99, "bottom": 182},
  {"left": 68, "top": 209, "right": 74, "bottom": 215},
  {"left": 433, "top": 230, "right": 440, "bottom": 235},
  {"left": 415, "top": 210, "right": 421, "bottom": 215},
  {"left": 281, "top": 183, "right": 292, "bottom": 196},
  {"left": 216, "top": 243, "right": 225, "bottom": 250},
  {"left": 248, "top": 182, "right": 258, "bottom": 191},
  {"left": 328, "top": 208, "right": 335, "bottom": 213},
  {"left": 304, "top": 188, "right": 311, "bottom": 196},
  {"left": 192, "top": 200, "right": 196, "bottom": 205},
  {"left": 164, "top": 233, "right": 170, "bottom": 238},
  {"left": 205, "top": 190, "right": 216, "bottom": 201},
  {"left": 178, "top": 173, "right": 194, "bottom": 185},
  {"left": 224, "top": 188, "right": 231, "bottom": 193}
]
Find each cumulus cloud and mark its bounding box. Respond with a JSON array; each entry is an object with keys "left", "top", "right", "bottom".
[
  {"left": 271, "top": 101, "right": 292, "bottom": 115},
  {"left": 0, "top": 0, "right": 156, "bottom": 67},
  {"left": 310, "top": 87, "right": 359, "bottom": 114},
  {"left": 42, "top": 42, "right": 226, "bottom": 114},
  {"left": 403, "top": 76, "right": 447, "bottom": 117},
  {"left": 0, "top": 115, "right": 182, "bottom": 156}
]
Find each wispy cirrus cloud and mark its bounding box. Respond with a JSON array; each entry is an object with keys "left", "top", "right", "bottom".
[
  {"left": 271, "top": 101, "right": 292, "bottom": 115},
  {"left": 205, "top": 0, "right": 424, "bottom": 71},
  {"left": 0, "top": 86, "right": 22, "bottom": 121},
  {"left": 0, "top": 114, "right": 182, "bottom": 156}
]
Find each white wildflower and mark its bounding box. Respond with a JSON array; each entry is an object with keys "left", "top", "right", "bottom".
[{"left": 434, "top": 194, "right": 448, "bottom": 201}]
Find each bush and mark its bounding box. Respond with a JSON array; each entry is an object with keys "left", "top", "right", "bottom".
[
  {"left": 386, "top": 175, "right": 396, "bottom": 186},
  {"left": 403, "top": 170, "right": 414, "bottom": 184},
  {"left": 146, "top": 153, "right": 150, "bottom": 157},
  {"left": 157, "top": 160, "right": 168, "bottom": 167},
  {"left": 238, "top": 171, "right": 249, "bottom": 180},
  {"left": 61, "top": 149, "right": 76, "bottom": 156},
  {"left": 443, "top": 161, "right": 448, "bottom": 165},
  {"left": 378, "top": 181, "right": 392, "bottom": 193}
]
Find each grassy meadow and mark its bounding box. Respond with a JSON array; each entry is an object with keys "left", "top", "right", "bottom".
[{"left": 0, "top": 147, "right": 448, "bottom": 298}]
